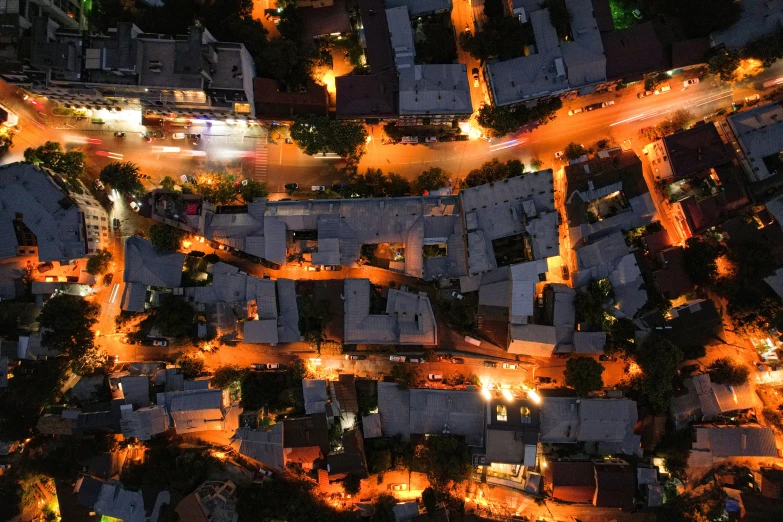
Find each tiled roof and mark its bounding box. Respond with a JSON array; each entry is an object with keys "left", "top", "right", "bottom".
[{"left": 123, "top": 236, "right": 185, "bottom": 288}]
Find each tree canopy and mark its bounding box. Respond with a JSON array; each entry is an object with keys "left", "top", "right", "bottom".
[
  {"left": 477, "top": 98, "right": 562, "bottom": 137},
  {"left": 148, "top": 223, "right": 185, "bottom": 253},
  {"left": 683, "top": 236, "right": 721, "bottom": 287},
  {"left": 564, "top": 356, "right": 605, "bottom": 396},
  {"left": 99, "top": 161, "right": 144, "bottom": 197},
  {"left": 86, "top": 249, "right": 113, "bottom": 275},
  {"left": 290, "top": 115, "right": 368, "bottom": 163},
  {"left": 418, "top": 435, "right": 473, "bottom": 490},
  {"left": 459, "top": 17, "right": 533, "bottom": 62},
  {"left": 464, "top": 158, "right": 525, "bottom": 187},
  {"left": 708, "top": 357, "right": 750, "bottom": 386},
  {"left": 634, "top": 335, "right": 683, "bottom": 413},
  {"left": 575, "top": 279, "right": 613, "bottom": 328},
  {"left": 176, "top": 353, "right": 207, "bottom": 380},
  {"left": 390, "top": 363, "right": 420, "bottom": 390},
  {"left": 639, "top": 109, "right": 694, "bottom": 141},
  {"left": 239, "top": 179, "right": 268, "bottom": 203},
  {"left": 38, "top": 294, "right": 100, "bottom": 370},
  {"left": 563, "top": 142, "right": 587, "bottom": 160},
  {"left": 24, "top": 141, "right": 86, "bottom": 188},
  {"left": 340, "top": 168, "right": 410, "bottom": 198},
  {"left": 183, "top": 171, "right": 239, "bottom": 205},
  {"left": 154, "top": 295, "right": 196, "bottom": 338},
  {"left": 412, "top": 167, "right": 450, "bottom": 195}
]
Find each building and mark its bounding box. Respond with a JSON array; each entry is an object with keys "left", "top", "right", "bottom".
[
  {"left": 175, "top": 480, "right": 237, "bottom": 522},
  {"left": 688, "top": 426, "right": 779, "bottom": 468},
  {"left": 726, "top": 101, "right": 783, "bottom": 183},
  {"left": 385, "top": 0, "right": 452, "bottom": 17},
  {"left": 474, "top": 395, "right": 540, "bottom": 484},
  {"left": 540, "top": 397, "right": 640, "bottom": 456},
  {"left": 119, "top": 405, "right": 168, "bottom": 441},
  {"left": 645, "top": 123, "right": 748, "bottom": 240},
  {"left": 303, "top": 379, "right": 329, "bottom": 415},
  {"left": 283, "top": 413, "right": 330, "bottom": 471},
  {"left": 326, "top": 428, "right": 368, "bottom": 480},
  {"left": 377, "top": 382, "right": 486, "bottom": 446},
  {"left": 157, "top": 388, "right": 232, "bottom": 435},
  {"left": 563, "top": 150, "right": 657, "bottom": 247},
  {"left": 593, "top": 460, "right": 636, "bottom": 509},
  {"left": 0, "top": 162, "right": 109, "bottom": 262},
  {"left": 344, "top": 279, "right": 437, "bottom": 345},
  {"left": 711, "top": 0, "right": 783, "bottom": 49},
  {"left": 253, "top": 77, "right": 329, "bottom": 121},
  {"left": 485, "top": 0, "right": 606, "bottom": 107},
  {"left": 460, "top": 170, "right": 559, "bottom": 275},
  {"left": 601, "top": 22, "right": 665, "bottom": 83},
  {"left": 670, "top": 373, "right": 758, "bottom": 429},
  {"left": 121, "top": 235, "right": 185, "bottom": 311},
  {"left": 544, "top": 458, "right": 635, "bottom": 508},
  {"left": 4, "top": 20, "right": 255, "bottom": 121},
  {"left": 232, "top": 424, "right": 286, "bottom": 472}
]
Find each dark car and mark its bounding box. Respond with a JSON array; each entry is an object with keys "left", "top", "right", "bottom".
[
  {"left": 450, "top": 357, "right": 465, "bottom": 364},
  {"left": 114, "top": 131, "right": 126, "bottom": 138},
  {"left": 103, "top": 273, "right": 114, "bottom": 286},
  {"left": 37, "top": 262, "right": 54, "bottom": 273},
  {"left": 599, "top": 354, "right": 617, "bottom": 362},
  {"left": 332, "top": 184, "right": 345, "bottom": 190},
  {"left": 680, "top": 363, "right": 701, "bottom": 376},
  {"left": 185, "top": 133, "right": 201, "bottom": 140},
  {"left": 484, "top": 361, "right": 498, "bottom": 368},
  {"left": 285, "top": 183, "right": 298, "bottom": 191},
  {"left": 113, "top": 218, "right": 120, "bottom": 231},
  {"left": 535, "top": 376, "right": 553, "bottom": 384},
  {"left": 454, "top": 134, "right": 469, "bottom": 141},
  {"left": 344, "top": 354, "right": 367, "bottom": 361}
]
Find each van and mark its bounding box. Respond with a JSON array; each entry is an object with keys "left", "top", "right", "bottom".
[
  {"left": 172, "top": 133, "right": 186, "bottom": 140},
  {"left": 401, "top": 136, "right": 419, "bottom": 144},
  {"left": 311, "top": 185, "right": 326, "bottom": 192},
  {"left": 464, "top": 336, "right": 482, "bottom": 346},
  {"left": 390, "top": 355, "right": 406, "bottom": 362},
  {"left": 428, "top": 373, "right": 443, "bottom": 381}
]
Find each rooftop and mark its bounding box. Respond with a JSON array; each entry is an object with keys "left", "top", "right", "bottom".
[
  {"left": 711, "top": 0, "right": 783, "bottom": 49},
  {"left": 692, "top": 426, "right": 778, "bottom": 459},
  {"left": 253, "top": 77, "right": 328, "bottom": 120},
  {"left": 663, "top": 123, "right": 735, "bottom": 179},
  {"left": 398, "top": 64, "right": 473, "bottom": 116},
  {"left": 384, "top": 0, "right": 453, "bottom": 17},
  {"left": 727, "top": 101, "right": 783, "bottom": 182},
  {"left": 540, "top": 397, "right": 639, "bottom": 450},
  {"left": 123, "top": 236, "right": 185, "bottom": 288},
  {"left": 232, "top": 424, "right": 285, "bottom": 471},
  {"left": 671, "top": 373, "right": 757, "bottom": 428}
]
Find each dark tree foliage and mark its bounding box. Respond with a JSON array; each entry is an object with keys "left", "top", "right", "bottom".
[
  {"left": 148, "top": 223, "right": 186, "bottom": 253},
  {"left": 563, "top": 142, "right": 587, "bottom": 160},
  {"left": 459, "top": 17, "right": 533, "bottom": 62},
  {"left": 575, "top": 279, "right": 613, "bottom": 329},
  {"left": 390, "top": 363, "right": 420, "bottom": 390},
  {"left": 633, "top": 335, "right": 683, "bottom": 413},
  {"left": 236, "top": 477, "right": 359, "bottom": 521},
  {"left": 418, "top": 435, "right": 472, "bottom": 490},
  {"left": 290, "top": 115, "right": 368, "bottom": 163},
  {"left": 340, "top": 168, "right": 409, "bottom": 198},
  {"left": 24, "top": 141, "right": 86, "bottom": 179},
  {"left": 0, "top": 358, "right": 67, "bottom": 439},
  {"left": 211, "top": 365, "right": 249, "bottom": 389},
  {"left": 154, "top": 296, "right": 196, "bottom": 338},
  {"left": 464, "top": 158, "right": 525, "bottom": 187},
  {"left": 86, "top": 249, "right": 113, "bottom": 275},
  {"left": 707, "top": 47, "right": 741, "bottom": 82},
  {"left": 708, "top": 357, "right": 750, "bottom": 386},
  {"left": 99, "top": 161, "right": 144, "bottom": 197},
  {"left": 371, "top": 494, "right": 397, "bottom": 522},
  {"left": 683, "top": 236, "right": 721, "bottom": 288},
  {"left": 239, "top": 179, "right": 268, "bottom": 203},
  {"left": 564, "top": 356, "right": 605, "bottom": 396},
  {"left": 412, "top": 167, "right": 450, "bottom": 195},
  {"left": 38, "top": 294, "right": 100, "bottom": 361},
  {"left": 604, "top": 317, "right": 636, "bottom": 356},
  {"left": 176, "top": 353, "right": 206, "bottom": 379},
  {"left": 241, "top": 362, "right": 306, "bottom": 413},
  {"left": 422, "top": 487, "right": 438, "bottom": 515},
  {"left": 477, "top": 98, "right": 562, "bottom": 137}
]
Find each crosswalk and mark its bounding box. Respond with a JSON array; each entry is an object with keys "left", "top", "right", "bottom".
[{"left": 253, "top": 136, "right": 268, "bottom": 182}]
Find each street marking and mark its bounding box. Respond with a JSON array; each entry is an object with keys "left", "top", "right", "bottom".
[
  {"left": 253, "top": 136, "right": 268, "bottom": 182},
  {"left": 109, "top": 283, "right": 120, "bottom": 304}
]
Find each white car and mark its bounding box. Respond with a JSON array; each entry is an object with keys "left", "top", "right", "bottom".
[
  {"left": 554, "top": 151, "right": 564, "bottom": 160},
  {"left": 152, "top": 340, "right": 167, "bottom": 346},
  {"left": 601, "top": 100, "right": 615, "bottom": 108},
  {"left": 568, "top": 108, "right": 584, "bottom": 116},
  {"left": 107, "top": 191, "right": 116, "bottom": 203},
  {"left": 267, "top": 363, "right": 281, "bottom": 370},
  {"left": 683, "top": 78, "right": 700, "bottom": 87},
  {"left": 745, "top": 94, "right": 761, "bottom": 104},
  {"left": 172, "top": 133, "right": 186, "bottom": 140},
  {"left": 390, "top": 355, "right": 406, "bottom": 362},
  {"left": 428, "top": 373, "right": 443, "bottom": 381},
  {"left": 502, "top": 362, "right": 517, "bottom": 370},
  {"left": 129, "top": 201, "right": 140, "bottom": 212},
  {"left": 94, "top": 180, "right": 105, "bottom": 191},
  {"left": 311, "top": 185, "right": 326, "bottom": 192},
  {"left": 451, "top": 291, "right": 464, "bottom": 300}
]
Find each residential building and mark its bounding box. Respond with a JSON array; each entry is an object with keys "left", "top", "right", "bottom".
[
  {"left": 485, "top": 0, "right": 606, "bottom": 107},
  {"left": 544, "top": 458, "right": 635, "bottom": 508},
  {"left": 670, "top": 373, "right": 758, "bottom": 429},
  {"left": 474, "top": 395, "right": 540, "bottom": 485},
  {"left": 688, "top": 426, "right": 779, "bottom": 468},
  {"left": 650, "top": 246, "right": 693, "bottom": 300},
  {"left": 711, "top": 0, "right": 783, "bottom": 49},
  {"left": 330, "top": 373, "right": 359, "bottom": 428},
  {"left": 175, "top": 480, "right": 237, "bottom": 522},
  {"left": 283, "top": 413, "right": 330, "bottom": 471},
  {"left": 118, "top": 405, "right": 168, "bottom": 441},
  {"left": 253, "top": 77, "right": 329, "bottom": 121},
  {"left": 601, "top": 22, "right": 665, "bottom": 83},
  {"left": 4, "top": 20, "right": 255, "bottom": 120},
  {"left": 83, "top": 478, "right": 169, "bottom": 522},
  {"left": 117, "top": 375, "right": 151, "bottom": 407},
  {"left": 303, "top": 379, "right": 329, "bottom": 415},
  {"left": 377, "top": 382, "right": 486, "bottom": 446},
  {"left": 726, "top": 101, "right": 783, "bottom": 183},
  {"left": 563, "top": 150, "right": 657, "bottom": 247},
  {"left": 326, "top": 428, "right": 368, "bottom": 481},
  {"left": 121, "top": 235, "right": 185, "bottom": 311},
  {"left": 344, "top": 279, "right": 437, "bottom": 345},
  {"left": 0, "top": 162, "right": 109, "bottom": 262},
  {"left": 385, "top": 0, "right": 452, "bottom": 17},
  {"left": 460, "top": 170, "right": 559, "bottom": 275},
  {"left": 232, "top": 424, "right": 286, "bottom": 472},
  {"left": 655, "top": 298, "right": 723, "bottom": 351},
  {"left": 540, "top": 397, "right": 641, "bottom": 456},
  {"left": 157, "top": 388, "right": 233, "bottom": 435},
  {"left": 593, "top": 460, "right": 636, "bottom": 509},
  {"left": 645, "top": 123, "right": 748, "bottom": 240}
]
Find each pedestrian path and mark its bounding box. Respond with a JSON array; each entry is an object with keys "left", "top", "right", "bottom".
[{"left": 253, "top": 136, "right": 268, "bottom": 182}]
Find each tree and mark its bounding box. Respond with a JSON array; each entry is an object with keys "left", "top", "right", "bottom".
[
  {"left": 0, "top": 358, "right": 67, "bottom": 439},
  {"left": 459, "top": 17, "right": 532, "bottom": 62},
  {"left": 564, "top": 356, "right": 605, "bottom": 396},
  {"left": 38, "top": 294, "right": 99, "bottom": 368},
  {"left": 634, "top": 335, "right": 683, "bottom": 413},
  {"left": 240, "top": 179, "right": 268, "bottom": 203},
  {"left": 604, "top": 317, "right": 636, "bottom": 356},
  {"left": 708, "top": 357, "right": 750, "bottom": 386},
  {"left": 418, "top": 435, "right": 472, "bottom": 490},
  {"left": 390, "top": 363, "right": 420, "bottom": 389},
  {"left": 211, "top": 365, "right": 249, "bottom": 390},
  {"left": 154, "top": 295, "right": 196, "bottom": 338},
  {"left": 575, "top": 279, "right": 613, "bottom": 328},
  {"left": 639, "top": 109, "right": 695, "bottom": 141},
  {"left": 236, "top": 478, "right": 357, "bottom": 522},
  {"left": 483, "top": 0, "right": 504, "bottom": 20},
  {"left": 177, "top": 353, "right": 206, "bottom": 379},
  {"left": 371, "top": 493, "right": 397, "bottom": 522},
  {"left": 368, "top": 449, "right": 392, "bottom": 473},
  {"left": 290, "top": 115, "right": 368, "bottom": 163},
  {"left": 148, "top": 223, "right": 185, "bottom": 252},
  {"left": 464, "top": 158, "right": 525, "bottom": 187},
  {"left": 342, "top": 474, "right": 362, "bottom": 496},
  {"left": 24, "top": 141, "right": 85, "bottom": 179},
  {"left": 86, "top": 249, "right": 113, "bottom": 275},
  {"left": 477, "top": 105, "right": 522, "bottom": 136},
  {"left": 683, "top": 236, "right": 721, "bottom": 287},
  {"left": 184, "top": 171, "right": 239, "bottom": 205},
  {"left": 422, "top": 487, "right": 437, "bottom": 516},
  {"left": 563, "top": 142, "right": 587, "bottom": 160},
  {"left": 707, "top": 47, "right": 741, "bottom": 81},
  {"left": 644, "top": 72, "right": 669, "bottom": 92},
  {"left": 160, "top": 176, "right": 177, "bottom": 191},
  {"left": 0, "top": 129, "right": 14, "bottom": 156},
  {"left": 385, "top": 173, "right": 410, "bottom": 197},
  {"left": 100, "top": 161, "right": 144, "bottom": 197},
  {"left": 412, "top": 167, "right": 450, "bottom": 195},
  {"left": 543, "top": 0, "right": 571, "bottom": 41}
]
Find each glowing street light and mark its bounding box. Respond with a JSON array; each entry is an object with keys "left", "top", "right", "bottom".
[
  {"left": 527, "top": 389, "right": 541, "bottom": 404},
  {"left": 481, "top": 387, "right": 492, "bottom": 400},
  {"left": 501, "top": 389, "right": 513, "bottom": 401}
]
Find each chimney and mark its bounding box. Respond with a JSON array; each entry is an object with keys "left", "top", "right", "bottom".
[{"left": 741, "top": 434, "right": 747, "bottom": 450}]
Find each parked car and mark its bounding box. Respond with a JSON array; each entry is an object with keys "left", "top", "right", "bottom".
[
  {"left": 484, "top": 361, "right": 498, "bottom": 368},
  {"left": 425, "top": 136, "right": 437, "bottom": 143},
  {"left": 129, "top": 200, "right": 140, "bottom": 212},
  {"left": 152, "top": 340, "right": 167, "bottom": 346},
  {"left": 584, "top": 103, "right": 603, "bottom": 112},
  {"left": 311, "top": 185, "right": 326, "bottom": 192},
  {"left": 552, "top": 353, "right": 569, "bottom": 359},
  {"left": 756, "top": 362, "right": 767, "bottom": 372},
  {"left": 451, "top": 357, "right": 465, "bottom": 364},
  {"left": 390, "top": 355, "right": 406, "bottom": 362},
  {"left": 472, "top": 67, "right": 479, "bottom": 88},
  {"left": 745, "top": 94, "right": 761, "bottom": 104},
  {"left": 568, "top": 107, "right": 584, "bottom": 116},
  {"left": 454, "top": 134, "right": 469, "bottom": 141},
  {"left": 332, "top": 183, "right": 345, "bottom": 190},
  {"left": 637, "top": 90, "right": 653, "bottom": 98},
  {"left": 267, "top": 363, "right": 281, "bottom": 370},
  {"left": 535, "top": 376, "right": 553, "bottom": 384},
  {"left": 679, "top": 363, "right": 701, "bottom": 376},
  {"left": 172, "top": 133, "right": 186, "bottom": 140},
  {"left": 186, "top": 133, "right": 201, "bottom": 140},
  {"left": 451, "top": 291, "right": 464, "bottom": 300},
  {"left": 389, "top": 484, "right": 408, "bottom": 491},
  {"left": 401, "top": 136, "right": 419, "bottom": 144},
  {"left": 683, "top": 78, "right": 700, "bottom": 87},
  {"left": 113, "top": 218, "right": 120, "bottom": 231},
  {"left": 94, "top": 180, "right": 105, "bottom": 191},
  {"left": 250, "top": 363, "right": 266, "bottom": 370},
  {"left": 284, "top": 183, "right": 298, "bottom": 190},
  {"left": 344, "top": 354, "right": 366, "bottom": 360},
  {"left": 428, "top": 373, "right": 443, "bottom": 381},
  {"left": 114, "top": 131, "right": 126, "bottom": 138},
  {"left": 502, "top": 362, "right": 517, "bottom": 370},
  {"left": 37, "top": 262, "right": 54, "bottom": 273},
  {"left": 408, "top": 357, "right": 424, "bottom": 363},
  {"left": 554, "top": 150, "right": 563, "bottom": 160},
  {"left": 654, "top": 85, "right": 671, "bottom": 94},
  {"left": 103, "top": 273, "right": 114, "bottom": 286},
  {"left": 632, "top": 8, "right": 642, "bottom": 19},
  {"left": 601, "top": 100, "right": 615, "bottom": 108},
  {"left": 464, "top": 336, "right": 481, "bottom": 346}
]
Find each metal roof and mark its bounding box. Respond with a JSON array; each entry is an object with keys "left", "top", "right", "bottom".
[
  {"left": 303, "top": 379, "right": 329, "bottom": 415},
  {"left": 233, "top": 424, "right": 285, "bottom": 471},
  {"left": 123, "top": 236, "right": 185, "bottom": 288},
  {"left": 697, "top": 426, "right": 778, "bottom": 457}
]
